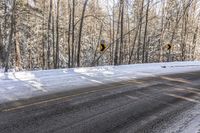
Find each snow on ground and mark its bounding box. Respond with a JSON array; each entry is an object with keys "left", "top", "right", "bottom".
[
  {"left": 0, "top": 61, "right": 200, "bottom": 104},
  {"left": 163, "top": 104, "right": 200, "bottom": 133}
]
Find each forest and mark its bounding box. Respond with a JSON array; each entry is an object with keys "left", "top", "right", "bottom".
[{"left": 0, "top": 0, "right": 199, "bottom": 72}]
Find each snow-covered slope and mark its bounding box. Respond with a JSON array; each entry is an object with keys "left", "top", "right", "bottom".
[{"left": 0, "top": 61, "right": 200, "bottom": 104}]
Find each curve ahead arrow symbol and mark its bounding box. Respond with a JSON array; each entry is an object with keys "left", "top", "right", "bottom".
[
  {"left": 167, "top": 44, "right": 172, "bottom": 50},
  {"left": 100, "top": 44, "right": 106, "bottom": 52}
]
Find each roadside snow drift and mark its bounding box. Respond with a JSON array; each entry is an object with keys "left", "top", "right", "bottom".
[{"left": 1, "top": 61, "right": 200, "bottom": 104}]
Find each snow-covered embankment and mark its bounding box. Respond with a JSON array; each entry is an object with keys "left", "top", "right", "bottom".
[{"left": 0, "top": 61, "right": 200, "bottom": 104}]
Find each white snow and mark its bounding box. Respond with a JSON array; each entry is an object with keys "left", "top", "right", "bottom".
[
  {"left": 1, "top": 61, "right": 200, "bottom": 104},
  {"left": 163, "top": 104, "right": 200, "bottom": 133}
]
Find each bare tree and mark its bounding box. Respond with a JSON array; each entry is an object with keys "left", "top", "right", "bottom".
[
  {"left": 77, "top": 0, "right": 89, "bottom": 67},
  {"left": 142, "top": 0, "right": 150, "bottom": 63},
  {"left": 114, "top": 1, "right": 122, "bottom": 65},
  {"left": 47, "top": 0, "right": 53, "bottom": 69},
  {"left": 5, "top": 0, "right": 16, "bottom": 72},
  {"left": 136, "top": 0, "right": 144, "bottom": 63},
  {"left": 68, "top": 0, "right": 72, "bottom": 68},
  {"left": 119, "top": 0, "right": 124, "bottom": 65},
  {"left": 0, "top": 0, "right": 199, "bottom": 71},
  {"left": 55, "top": 0, "right": 60, "bottom": 68}
]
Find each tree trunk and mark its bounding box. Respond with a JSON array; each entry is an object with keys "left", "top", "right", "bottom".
[
  {"left": 5, "top": 0, "right": 16, "bottom": 72},
  {"left": 181, "top": 2, "right": 189, "bottom": 61},
  {"left": 191, "top": 26, "right": 198, "bottom": 60},
  {"left": 136, "top": 0, "right": 144, "bottom": 63},
  {"left": 92, "top": 23, "right": 103, "bottom": 66},
  {"left": 119, "top": 0, "right": 124, "bottom": 65},
  {"left": 68, "top": 1, "right": 72, "bottom": 68},
  {"left": 159, "top": 0, "right": 165, "bottom": 62},
  {"left": 15, "top": 32, "right": 22, "bottom": 71},
  {"left": 52, "top": 15, "right": 56, "bottom": 68},
  {"left": 77, "top": 0, "right": 89, "bottom": 67},
  {"left": 142, "top": 0, "right": 150, "bottom": 63},
  {"left": 128, "top": 27, "right": 139, "bottom": 64},
  {"left": 47, "top": 0, "right": 53, "bottom": 69},
  {"left": 114, "top": 2, "right": 122, "bottom": 65},
  {"left": 71, "top": 0, "right": 75, "bottom": 67},
  {"left": 42, "top": 0, "right": 46, "bottom": 70},
  {"left": 0, "top": 23, "right": 4, "bottom": 63},
  {"left": 55, "top": 0, "right": 60, "bottom": 69},
  {"left": 112, "top": 0, "right": 115, "bottom": 65}
]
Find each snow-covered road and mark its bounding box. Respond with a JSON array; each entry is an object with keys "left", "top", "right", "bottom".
[{"left": 0, "top": 61, "right": 200, "bottom": 104}]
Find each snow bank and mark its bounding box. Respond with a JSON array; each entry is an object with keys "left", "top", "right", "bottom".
[{"left": 0, "top": 61, "right": 200, "bottom": 104}]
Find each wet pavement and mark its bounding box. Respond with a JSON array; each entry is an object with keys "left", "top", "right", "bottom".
[{"left": 0, "top": 71, "right": 200, "bottom": 133}]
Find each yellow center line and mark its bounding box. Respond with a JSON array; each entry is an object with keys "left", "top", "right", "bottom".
[{"left": 1, "top": 83, "right": 130, "bottom": 112}]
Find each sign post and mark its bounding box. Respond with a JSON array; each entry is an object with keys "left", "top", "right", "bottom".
[{"left": 167, "top": 44, "right": 172, "bottom": 62}]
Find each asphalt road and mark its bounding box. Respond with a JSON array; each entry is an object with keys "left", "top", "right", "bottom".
[{"left": 0, "top": 71, "right": 200, "bottom": 133}]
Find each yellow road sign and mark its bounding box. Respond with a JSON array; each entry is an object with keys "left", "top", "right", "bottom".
[
  {"left": 167, "top": 44, "right": 172, "bottom": 50},
  {"left": 100, "top": 40, "right": 106, "bottom": 52}
]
